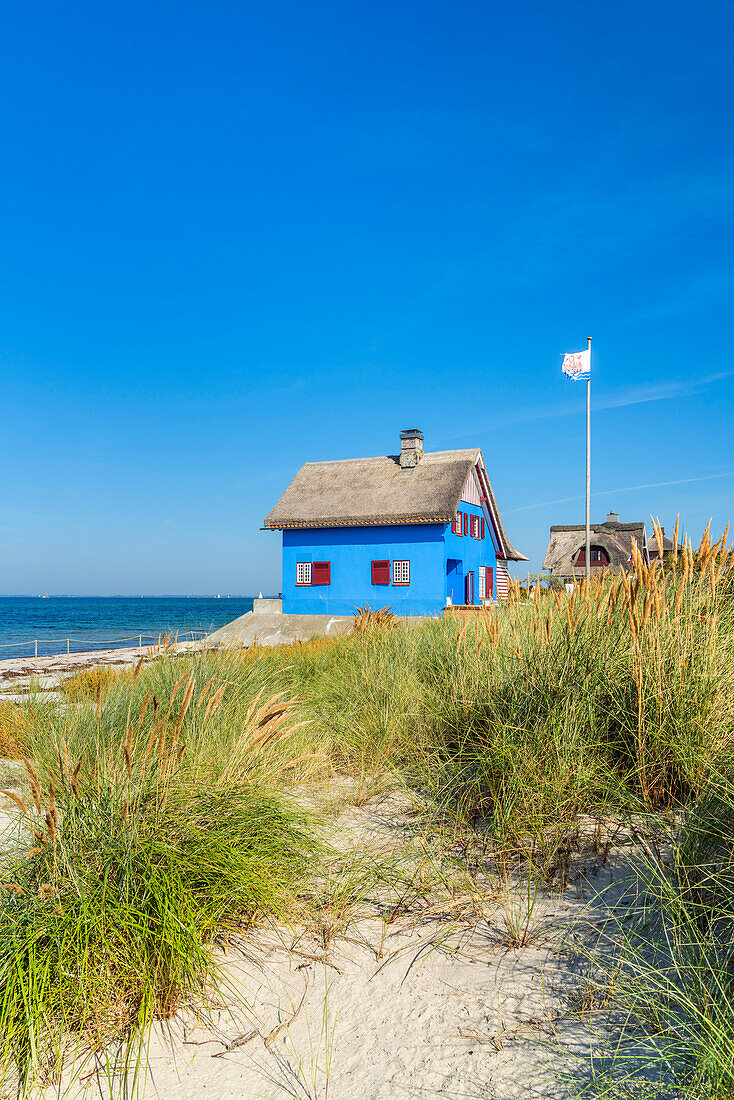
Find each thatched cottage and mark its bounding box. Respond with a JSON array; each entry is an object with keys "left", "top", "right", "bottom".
[
  {"left": 263, "top": 429, "right": 527, "bottom": 615},
  {"left": 648, "top": 526, "right": 682, "bottom": 563},
  {"left": 542, "top": 511, "right": 650, "bottom": 580}
]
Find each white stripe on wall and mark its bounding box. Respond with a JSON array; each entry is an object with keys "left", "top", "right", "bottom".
[{"left": 496, "top": 559, "right": 510, "bottom": 599}]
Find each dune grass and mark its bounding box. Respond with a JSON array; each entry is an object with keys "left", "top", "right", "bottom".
[
  {"left": 0, "top": 702, "right": 30, "bottom": 759},
  {"left": 189, "top": 525, "right": 734, "bottom": 856},
  {"left": 568, "top": 772, "right": 734, "bottom": 1098},
  {"left": 58, "top": 663, "right": 132, "bottom": 703},
  {"left": 2, "top": 523, "right": 734, "bottom": 1094},
  {"left": 0, "top": 677, "right": 327, "bottom": 1093}
]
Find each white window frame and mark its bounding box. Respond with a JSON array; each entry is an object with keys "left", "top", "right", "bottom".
[
  {"left": 479, "top": 565, "right": 486, "bottom": 599},
  {"left": 393, "top": 560, "right": 410, "bottom": 586},
  {"left": 296, "top": 561, "right": 312, "bottom": 586}
]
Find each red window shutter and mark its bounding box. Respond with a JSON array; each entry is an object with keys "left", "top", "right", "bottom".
[
  {"left": 486, "top": 567, "right": 493, "bottom": 599},
  {"left": 481, "top": 517, "right": 485, "bottom": 539},
  {"left": 371, "top": 560, "right": 390, "bottom": 585},
  {"left": 451, "top": 515, "right": 458, "bottom": 535},
  {"left": 463, "top": 512, "right": 469, "bottom": 536},
  {"left": 312, "top": 561, "right": 331, "bottom": 585}
]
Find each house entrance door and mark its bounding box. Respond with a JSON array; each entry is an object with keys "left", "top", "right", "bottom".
[
  {"left": 465, "top": 571, "right": 474, "bottom": 605},
  {"left": 446, "top": 559, "right": 463, "bottom": 604}
]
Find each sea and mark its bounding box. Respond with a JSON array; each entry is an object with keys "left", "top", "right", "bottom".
[{"left": 0, "top": 596, "right": 255, "bottom": 660}]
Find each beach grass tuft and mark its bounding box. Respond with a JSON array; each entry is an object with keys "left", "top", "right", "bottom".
[
  {"left": 59, "top": 664, "right": 132, "bottom": 703},
  {"left": 566, "top": 771, "right": 734, "bottom": 1098},
  {"left": 0, "top": 684, "right": 325, "bottom": 1093},
  {"left": 0, "top": 702, "right": 31, "bottom": 759}
]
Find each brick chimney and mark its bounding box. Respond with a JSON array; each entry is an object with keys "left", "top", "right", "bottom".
[
  {"left": 606, "top": 511, "right": 620, "bottom": 525},
  {"left": 399, "top": 428, "right": 424, "bottom": 468}
]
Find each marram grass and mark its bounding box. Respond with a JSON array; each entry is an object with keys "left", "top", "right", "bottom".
[
  {"left": 566, "top": 770, "right": 734, "bottom": 1099},
  {"left": 205, "top": 524, "right": 734, "bottom": 849},
  {"left": 0, "top": 681, "right": 325, "bottom": 1094},
  {"left": 2, "top": 523, "right": 734, "bottom": 1093}
]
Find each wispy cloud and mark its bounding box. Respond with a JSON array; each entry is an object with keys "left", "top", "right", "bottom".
[
  {"left": 592, "top": 371, "right": 734, "bottom": 413},
  {"left": 504, "top": 469, "right": 734, "bottom": 515},
  {"left": 442, "top": 370, "right": 734, "bottom": 443}
]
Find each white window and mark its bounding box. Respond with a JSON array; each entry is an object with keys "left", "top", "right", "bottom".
[
  {"left": 296, "top": 562, "right": 312, "bottom": 586},
  {"left": 479, "top": 566, "right": 486, "bottom": 599},
  {"left": 393, "top": 560, "right": 410, "bottom": 586}
]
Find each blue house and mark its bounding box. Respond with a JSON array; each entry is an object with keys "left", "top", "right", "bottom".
[{"left": 263, "top": 430, "right": 527, "bottom": 616}]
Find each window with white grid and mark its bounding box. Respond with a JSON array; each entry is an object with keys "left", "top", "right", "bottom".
[
  {"left": 296, "top": 562, "right": 312, "bottom": 585},
  {"left": 393, "top": 560, "right": 410, "bottom": 585},
  {"left": 479, "top": 566, "right": 486, "bottom": 598}
]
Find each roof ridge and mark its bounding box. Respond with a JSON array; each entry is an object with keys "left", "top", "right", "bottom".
[
  {"left": 549, "top": 522, "right": 646, "bottom": 531},
  {"left": 300, "top": 448, "right": 479, "bottom": 466}
]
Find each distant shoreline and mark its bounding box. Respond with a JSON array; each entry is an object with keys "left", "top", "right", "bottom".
[
  {"left": 0, "top": 637, "right": 208, "bottom": 693},
  {"left": 0, "top": 594, "right": 255, "bottom": 599},
  {"left": 0, "top": 595, "right": 256, "bottom": 661}
]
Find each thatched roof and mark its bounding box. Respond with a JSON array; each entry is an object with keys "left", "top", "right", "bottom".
[
  {"left": 264, "top": 448, "right": 527, "bottom": 561},
  {"left": 649, "top": 530, "right": 682, "bottom": 560},
  {"left": 543, "top": 519, "right": 648, "bottom": 577}
]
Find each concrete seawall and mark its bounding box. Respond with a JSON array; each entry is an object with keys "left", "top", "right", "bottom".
[{"left": 206, "top": 598, "right": 353, "bottom": 647}]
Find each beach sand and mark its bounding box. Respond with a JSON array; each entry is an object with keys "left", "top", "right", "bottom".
[
  {"left": 0, "top": 794, "right": 633, "bottom": 1100},
  {"left": 0, "top": 639, "right": 205, "bottom": 697}
]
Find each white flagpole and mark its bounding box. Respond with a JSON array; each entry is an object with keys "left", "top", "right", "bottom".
[{"left": 585, "top": 336, "right": 592, "bottom": 583}]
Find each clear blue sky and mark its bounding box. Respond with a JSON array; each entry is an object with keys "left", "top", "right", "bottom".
[{"left": 2, "top": 0, "right": 732, "bottom": 594}]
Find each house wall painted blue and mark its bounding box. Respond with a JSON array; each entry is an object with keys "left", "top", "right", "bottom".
[
  {"left": 281, "top": 500, "right": 499, "bottom": 616},
  {"left": 282, "top": 524, "right": 445, "bottom": 615}
]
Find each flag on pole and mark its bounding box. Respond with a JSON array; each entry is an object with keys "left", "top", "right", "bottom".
[{"left": 562, "top": 349, "right": 591, "bottom": 381}]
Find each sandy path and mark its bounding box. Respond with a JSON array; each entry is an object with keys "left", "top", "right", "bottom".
[{"left": 38, "top": 799, "right": 633, "bottom": 1100}]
